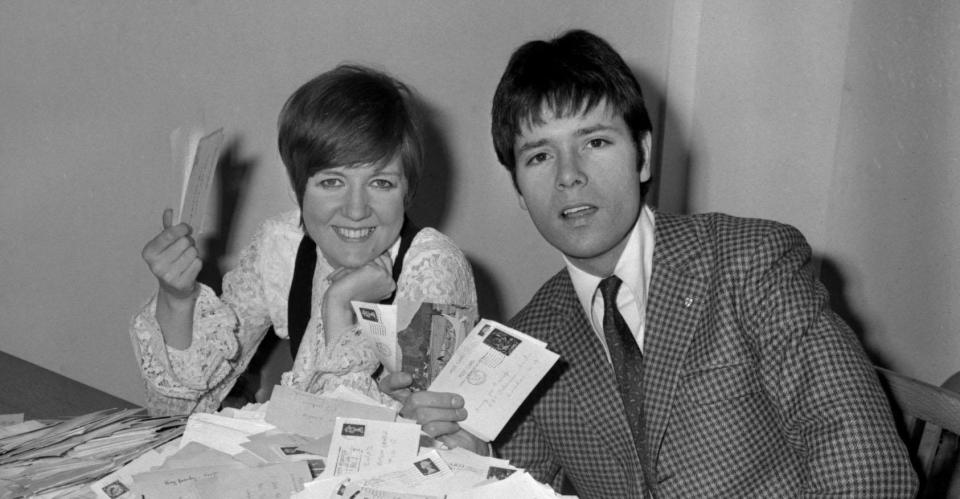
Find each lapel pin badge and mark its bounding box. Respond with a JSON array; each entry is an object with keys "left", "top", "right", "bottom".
[{"left": 684, "top": 296, "right": 694, "bottom": 308}]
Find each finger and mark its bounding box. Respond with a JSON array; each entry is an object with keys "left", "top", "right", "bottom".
[
  {"left": 145, "top": 224, "right": 193, "bottom": 259},
  {"left": 438, "top": 431, "right": 488, "bottom": 455},
  {"left": 326, "top": 267, "right": 351, "bottom": 283},
  {"left": 162, "top": 208, "right": 173, "bottom": 230},
  {"left": 408, "top": 391, "right": 465, "bottom": 410},
  {"left": 146, "top": 236, "right": 195, "bottom": 274},
  {"left": 379, "top": 372, "right": 414, "bottom": 396},
  {"left": 160, "top": 247, "right": 200, "bottom": 288},
  {"left": 169, "top": 244, "right": 201, "bottom": 278},
  {"left": 422, "top": 421, "right": 463, "bottom": 439},
  {"left": 181, "top": 257, "right": 203, "bottom": 284},
  {"left": 165, "top": 262, "right": 201, "bottom": 297},
  {"left": 408, "top": 403, "right": 468, "bottom": 425}
]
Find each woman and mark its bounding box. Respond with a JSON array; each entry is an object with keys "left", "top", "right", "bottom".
[{"left": 132, "top": 65, "right": 478, "bottom": 416}]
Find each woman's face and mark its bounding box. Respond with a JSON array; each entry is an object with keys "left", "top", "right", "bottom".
[{"left": 302, "top": 156, "right": 407, "bottom": 269}]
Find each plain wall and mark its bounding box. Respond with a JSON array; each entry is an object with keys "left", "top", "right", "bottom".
[
  {"left": 2, "top": 0, "right": 956, "bottom": 406},
  {"left": 0, "top": 1, "right": 671, "bottom": 405},
  {"left": 660, "top": 0, "right": 959, "bottom": 385}
]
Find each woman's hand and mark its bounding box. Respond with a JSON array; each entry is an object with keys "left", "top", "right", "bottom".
[
  {"left": 142, "top": 209, "right": 202, "bottom": 349},
  {"left": 142, "top": 209, "right": 202, "bottom": 301},
  {"left": 325, "top": 253, "right": 395, "bottom": 304},
  {"left": 321, "top": 253, "right": 396, "bottom": 343}
]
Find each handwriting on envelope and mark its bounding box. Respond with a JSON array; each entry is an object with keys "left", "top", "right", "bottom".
[
  {"left": 428, "top": 319, "right": 559, "bottom": 442},
  {"left": 327, "top": 418, "right": 421, "bottom": 476},
  {"left": 265, "top": 385, "right": 397, "bottom": 439}
]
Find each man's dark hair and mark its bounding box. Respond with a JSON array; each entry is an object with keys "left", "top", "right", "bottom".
[
  {"left": 491, "top": 29, "right": 653, "bottom": 189},
  {"left": 278, "top": 64, "right": 423, "bottom": 208}
]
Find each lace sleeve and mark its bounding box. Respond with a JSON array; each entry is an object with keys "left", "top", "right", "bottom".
[
  {"left": 395, "top": 228, "right": 479, "bottom": 321},
  {"left": 129, "top": 284, "right": 241, "bottom": 414},
  {"left": 130, "top": 220, "right": 285, "bottom": 415},
  {"left": 280, "top": 228, "right": 476, "bottom": 407}
]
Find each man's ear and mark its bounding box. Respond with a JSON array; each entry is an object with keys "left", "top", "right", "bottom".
[{"left": 639, "top": 131, "right": 652, "bottom": 183}]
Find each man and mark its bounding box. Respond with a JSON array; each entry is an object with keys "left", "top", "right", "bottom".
[{"left": 383, "top": 29, "right": 917, "bottom": 497}]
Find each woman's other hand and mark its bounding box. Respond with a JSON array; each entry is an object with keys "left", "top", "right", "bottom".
[
  {"left": 142, "top": 208, "right": 201, "bottom": 349},
  {"left": 143, "top": 209, "right": 202, "bottom": 300}
]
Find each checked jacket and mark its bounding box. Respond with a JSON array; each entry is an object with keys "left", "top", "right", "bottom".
[{"left": 494, "top": 211, "right": 917, "bottom": 498}]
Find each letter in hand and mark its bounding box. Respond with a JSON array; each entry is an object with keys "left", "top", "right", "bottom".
[
  {"left": 142, "top": 208, "right": 202, "bottom": 301},
  {"left": 379, "top": 371, "right": 489, "bottom": 456}
]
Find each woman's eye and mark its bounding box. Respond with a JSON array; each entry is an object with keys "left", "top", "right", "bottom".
[
  {"left": 315, "top": 178, "right": 342, "bottom": 188},
  {"left": 370, "top": 179, "right": 396, "bottom": 189}
]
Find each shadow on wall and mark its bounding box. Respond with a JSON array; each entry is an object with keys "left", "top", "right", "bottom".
[
  {"left": 194, "top": 136, "right": 271, "bottom": 407},
  {"left": 196, "top": 137, "right": 259, "bottom": 294},
  {"left": 818, "top": 257, "right": 894, "bottom": 368},
  {"left": 407, "top": 95, "right": 508, "bottom": 323},
  {"left": 633, "top": 65, "right": 694, "bottom": 216}
]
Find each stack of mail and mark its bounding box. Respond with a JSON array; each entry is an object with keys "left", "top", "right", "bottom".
[
  {"left": 0, "top": 319, "right": 571, "bottom": 498},
  {"left": 65, "top": 386, "right": 572, "bottom": 498},
  {"left": 0, "top": 408, "right": 185, "bottom": 498}
]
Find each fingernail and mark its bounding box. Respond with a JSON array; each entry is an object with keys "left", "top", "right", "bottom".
[{"left": 451, "top": 395, "right": 463, "bottom": 407}]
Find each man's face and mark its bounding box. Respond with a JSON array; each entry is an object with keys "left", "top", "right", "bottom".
[
  {"left": 301, "top": 157, "right": 407, "bottom": 269},
  {"left": 513, "top": 100, "right": 650, "bottom": 276}
]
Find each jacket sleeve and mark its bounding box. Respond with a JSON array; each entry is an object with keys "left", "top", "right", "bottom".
[
  {"left": 738, "top": 223, "right": 917, "bottom": 496},
  {"left": 493, "top": 399, "right": 565, "bottom": 490}
]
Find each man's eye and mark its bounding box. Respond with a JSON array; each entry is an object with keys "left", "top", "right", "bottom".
[
  {"left": 526, "top": 152, "right": 549, "bottom": 166},
  {"left": 586, "top": 138, "right": 609, "bottom": 148}
]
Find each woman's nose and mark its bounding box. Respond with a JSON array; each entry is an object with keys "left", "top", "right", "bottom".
[{"left": 343, "top": 187, "right": 371, "bottom": 220}]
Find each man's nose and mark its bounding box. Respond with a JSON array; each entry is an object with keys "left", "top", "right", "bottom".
[{"left": 556, "top": 153, "right": 587, "bottom": 189}]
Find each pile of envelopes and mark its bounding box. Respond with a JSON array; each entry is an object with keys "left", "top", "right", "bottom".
[
  {"left": 0, "top": 385, "right": 572, "bottom": 498},
  {"left": 0, "top": 408, "right": 185, "bottom": 498},
  {"left": 0, "top": 319, "right": 571, "bottom": 497}
]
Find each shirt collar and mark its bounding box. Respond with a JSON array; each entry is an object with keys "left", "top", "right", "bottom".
[{"left": 565, "top": 205, "right": 655, "bottom": 318}]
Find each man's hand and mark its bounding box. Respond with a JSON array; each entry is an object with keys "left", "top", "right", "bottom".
[{"left": 379, "top": 372, "right": 489, "bottom": 455}]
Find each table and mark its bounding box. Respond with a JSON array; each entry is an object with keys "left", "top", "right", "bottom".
[{"left": 0, "top": 351, "right": 138, "bottom": 420}]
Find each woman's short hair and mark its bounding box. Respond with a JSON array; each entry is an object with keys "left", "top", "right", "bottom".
[
  {"left": 491, "top": 29, "right": 652, "bottom": 186},
  {"left": 278, "top": 65, "right": 423, "bottom": 207}
]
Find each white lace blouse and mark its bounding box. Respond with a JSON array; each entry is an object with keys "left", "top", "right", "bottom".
[{"left": 130, "top": 210, "right": 478, "bottom": 416}]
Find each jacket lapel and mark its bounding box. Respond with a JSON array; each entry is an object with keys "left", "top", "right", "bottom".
[
  {"left": 643, "top": 212, "right": 709, "bottom": 467},
  {"left": 545, "top": 272, "right": 643, "bottom": 476}
]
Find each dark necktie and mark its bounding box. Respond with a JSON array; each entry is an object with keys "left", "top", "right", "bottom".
[{"left": 599, "top": 276, "right": 646, "bottom": 457}]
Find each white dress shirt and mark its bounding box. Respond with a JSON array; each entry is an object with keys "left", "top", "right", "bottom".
[{"left": 563, "top": 205, "right": 655, "bottom": 360}]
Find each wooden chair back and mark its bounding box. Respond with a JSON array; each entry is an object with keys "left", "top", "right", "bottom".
[{"left": 877, "top": 367, "right": 960, "bottom": 498}]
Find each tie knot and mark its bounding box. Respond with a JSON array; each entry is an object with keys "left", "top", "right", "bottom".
[{"left": 599, "top": 275, "right": 622, "bottom": 305}]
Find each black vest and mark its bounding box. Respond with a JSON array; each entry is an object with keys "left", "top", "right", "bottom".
[{"left": 286, "top": 219, "right": 420, "bottom": 358}]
